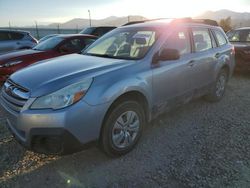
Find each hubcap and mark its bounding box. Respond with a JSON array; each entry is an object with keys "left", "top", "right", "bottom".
[
  {"left": 112, "top": 111, "right": 140, "bottom": 149},
  {"left": 216, "top": 74, "right": 226, "bottom": 97}
]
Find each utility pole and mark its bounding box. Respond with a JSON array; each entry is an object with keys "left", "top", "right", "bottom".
[
  {"left": 57, "top": 23, "right": 60, "bottom": 34},
  {"left": 35, "top": 21, "right": 39, "bottom": 39},
  {"left": 8, "top": 21, "right": 11, "bottom": 30},
  {"left": 88, "top": 10, "right": 92, "bottom": 27},
  {"left": 76, "top": 24, "right": 78, "bottom": 33}
]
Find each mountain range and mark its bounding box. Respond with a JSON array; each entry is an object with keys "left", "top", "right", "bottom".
[{"left": 39, "top": 9, "right": 250, "bottom": 29}]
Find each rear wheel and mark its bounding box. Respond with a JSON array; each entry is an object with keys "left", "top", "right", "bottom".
[
  {"left": 205, "top": 69, "right": 228, "bottom": 102},
  {"left": 101, "top": 100, "right": 145, "bottom": 157}
]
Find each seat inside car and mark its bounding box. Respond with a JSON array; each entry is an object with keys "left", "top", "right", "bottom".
[{"left": 194, "top": 34, "right": 208, "bottom": 51}]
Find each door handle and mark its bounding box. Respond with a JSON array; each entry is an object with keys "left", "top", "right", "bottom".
[
  {"left": 187, "top": 60, "right": 195, "bottom": 67},
  {"left": 215, "top": 53, "right": 221, "bottom": 58}
]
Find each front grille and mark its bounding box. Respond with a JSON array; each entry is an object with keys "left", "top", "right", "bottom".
[{"left": 0, "top": 79, "right": 29, "bottom": 113}]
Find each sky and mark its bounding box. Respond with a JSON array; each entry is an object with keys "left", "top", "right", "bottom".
[{"left": 0, "top": 0, "right": 250, "bottom": 27}]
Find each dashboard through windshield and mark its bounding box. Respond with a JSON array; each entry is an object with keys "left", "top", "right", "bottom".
[{"left": 84, "top": 28, "right": 158, "bottom": 60}]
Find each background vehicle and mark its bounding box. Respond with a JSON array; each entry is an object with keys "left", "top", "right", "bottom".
[
  {"left": 79, "top": 26, "right": 116, "bottom": 37},
  {"left": 38, "top": 34, "right": 58, "bottom": 43},
  {"left": 0, "top": 30, "right": 38, "bottom": 54},
  {"left": 227, "top": 27, "right": 250, "bottom": 71},
  {"left": 0, "top": 19, "right": 234, "bottom": 157},
  {"left": 0, "top": 34, "right": 96, "bottom": 84}
]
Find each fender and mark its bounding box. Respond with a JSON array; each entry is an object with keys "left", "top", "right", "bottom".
[{"left": 84, "top": 75, "right": 153, "bottom": 108}]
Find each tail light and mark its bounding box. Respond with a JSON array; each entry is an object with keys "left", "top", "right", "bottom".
[{"left": 231, "top": 46, "right": 235, "bottom": 55}]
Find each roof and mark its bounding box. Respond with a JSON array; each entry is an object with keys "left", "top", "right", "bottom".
[
  {"left": 233, "top": 27, "right": 250, "bottom": 31},
  {"left": 0, "top": 29, "right": 30, "bottom": 34},
  {"left": 54, "top": 34, "right": 97, "bottom": 39}
]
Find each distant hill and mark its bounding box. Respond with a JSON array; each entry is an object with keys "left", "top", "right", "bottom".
[
  {"left": 196, "top": 9, "right": 250, "bottom": 28},
  {"left": 20, "top": 9, "right": 250, "bottom": 29},
  {"left": 47, "top": 15, "right": 147, "bottom": 29}
]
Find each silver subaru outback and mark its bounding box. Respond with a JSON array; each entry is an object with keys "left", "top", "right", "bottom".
[{"left": 0, "top": 19, "right": 235, "bottom": 156}]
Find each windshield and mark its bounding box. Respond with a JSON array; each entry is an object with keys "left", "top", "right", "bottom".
[
  {"left": 79, "top": 27, "right": 96, "bottom": 35},
  {"left": 83, "top": 28, "right": 158, "bottom": 60},
  {"left": 33, "top": 36, "right": 63, "bottom": 51},
  {"left": 227, "top": 29, "right": 250, "bottom": 42}
]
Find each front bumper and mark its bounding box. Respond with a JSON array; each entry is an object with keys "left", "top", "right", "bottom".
[{"left": 0, "top": 97, "right": 110, "bottom": 154}]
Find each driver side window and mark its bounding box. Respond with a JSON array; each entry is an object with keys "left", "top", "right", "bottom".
[{"left": 163, "top": 29, "right": 191, "bottom": 56}]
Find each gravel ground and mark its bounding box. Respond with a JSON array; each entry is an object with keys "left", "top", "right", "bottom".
[{"left": 0, "top": 73, "right": 250, "bottom": 188}]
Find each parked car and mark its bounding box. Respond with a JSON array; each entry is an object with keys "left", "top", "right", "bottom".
[
  {"left": 38, "top": 34, "right": 58, "bottom": 43},
  {"left": 0, "top": 30, "right": 38, "bottom": 54},
  {"left": 0, "top": 34, "right": 96, "bottom": 84},
  {"left": 227, "top": 27, "right": 250, "bottom": 71},
  {"left": 79, "top": 26, "right": 116, "bottom": 37},
  {"left": 0, "top": 18, "right": 235, "bottom": 156}
]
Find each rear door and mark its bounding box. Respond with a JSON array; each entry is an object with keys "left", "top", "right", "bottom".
[{"left": 189, "top": 27, "right": 217, "bottom": 95}]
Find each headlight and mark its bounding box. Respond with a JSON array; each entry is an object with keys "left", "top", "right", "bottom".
[
  {"left": 0, "top": 60, "right": 23, "bottom": 68},
  {"left": 31, "top": 78, "right": 93, "bottom": 110}
]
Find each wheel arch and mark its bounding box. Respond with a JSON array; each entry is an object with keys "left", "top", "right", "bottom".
[{"left": 99, "top": 90, "right": 151, "bottom": 141}]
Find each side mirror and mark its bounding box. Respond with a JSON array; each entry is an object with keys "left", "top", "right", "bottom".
[{"left": 152, "top": 48, "right": 180, "bottom": 64}]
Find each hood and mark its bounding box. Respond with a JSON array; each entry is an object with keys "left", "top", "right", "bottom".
[
  {"left": 0, "top": 49, "right": 43, "bottom": 64},
  {"left": 10, "top": 54, "right": 134, "bottom": 97}
]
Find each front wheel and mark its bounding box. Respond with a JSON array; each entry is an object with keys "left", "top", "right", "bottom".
[
  {"left": 205, "top": 69, "right": 228, "bottom": 102},
  {"left": 100, "top": 100, "right": 145, "bottom": 157}
]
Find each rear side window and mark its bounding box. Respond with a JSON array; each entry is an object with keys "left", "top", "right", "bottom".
[
  {"left": 214, "top": 30, "right": 227, "bottom": 46},
  {"left": 9, "top": 32, "right": 24, "bottom": 40},
  {"left": 192, "top": 28, "right": 212, "bottom": 52},
  {"left": 163, "top": 29, "right": 191, "bottom": 55},
  {"left": 0, "top": 31, "right": 10, "bottom": 41}
]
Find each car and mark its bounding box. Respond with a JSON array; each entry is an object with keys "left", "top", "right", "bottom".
[
  {"left": 227, "top": 27, "right": 250, "bottom": 71},
  {"left": 0, "top": 34, "right": 96, "bottom": 84},
  {"left": 0, "top": 30, "right": 38, "bottom": 54},
  {"left": 79, "top": 26, "right": 116, "bottom": 37},
  {"left": 38, "top": 34, "right": 58, "bottom": 43},
  {"left": 0, "top": 18, "right": 235, "bottom": 156}
]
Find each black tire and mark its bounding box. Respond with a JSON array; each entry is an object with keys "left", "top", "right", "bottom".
[
  {"left": 205, "top": 69, "right": 228, "bottom": 102},
  {"left": 100, "top": 100, "right": 145, "bottom": 157}
]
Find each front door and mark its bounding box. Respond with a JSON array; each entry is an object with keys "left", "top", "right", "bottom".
[{"left": 152, "top": 27, "right": 195, "bottom": 114}]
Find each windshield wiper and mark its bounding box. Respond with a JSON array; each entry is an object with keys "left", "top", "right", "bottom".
[{"left": 83, "top": 53, "right": 136, "bottom": 60}]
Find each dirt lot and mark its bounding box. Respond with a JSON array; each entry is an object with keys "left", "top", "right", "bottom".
[{"left": 0, "top": 74, "right": 250, "bottom": 188}]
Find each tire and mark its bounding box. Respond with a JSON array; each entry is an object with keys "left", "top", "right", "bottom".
[
  {"left": 205, "top": 69, "right": 228, "bottom": 102},
  {"left": 101, "top": 100, "right": 145, "bottom": 157}
]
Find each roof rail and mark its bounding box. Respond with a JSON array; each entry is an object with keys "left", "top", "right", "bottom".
[
  {"left": 122, "top": 18, "right": 218, "bottom": 27},
  {"left": 171, "top": 18, "right": 218, "bottom": 26},
  {"left": 122, "top": 18, "right": 172, "bottom": 26},
  {"left": 122, "top": 20, "right": 147, "bottom": 26}
]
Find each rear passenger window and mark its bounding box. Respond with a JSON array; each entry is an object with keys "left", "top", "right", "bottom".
[
  {"left": 164, "top": 29, "right": 191, "bottom": 55},
  {"left": 214, "top": 30, "right": 227, "bottom": 46},
  {"left": 9, "top": 32, "right": 24, "bottom": 40},
  {"left": 192, "top": 28, "right": 212, "bottom": 52}
]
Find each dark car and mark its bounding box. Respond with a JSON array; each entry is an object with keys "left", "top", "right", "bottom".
[
  {"left": 227, "top": 28, "right": 250, "bottom": 71},
  {"left": 79, "top": 26, "right": 116, "bottom": 37},
  {"left": 0, "top": 30, "right": 38, "bottom": 54},
  {"left": 0, "top": 34, "right": 96, "bottom": 84}
]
